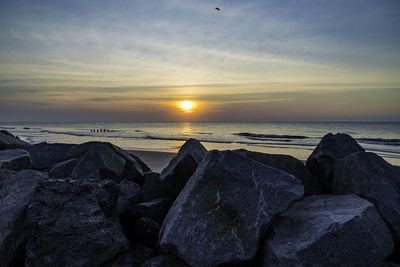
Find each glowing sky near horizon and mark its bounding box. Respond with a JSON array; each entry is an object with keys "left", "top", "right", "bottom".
[{"left": 0, "top": 0, "right": 399, "bottom": 121}]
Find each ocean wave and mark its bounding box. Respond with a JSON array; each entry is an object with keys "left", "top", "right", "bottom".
[
  {"left": 357, "top": 138, "right": 400, "bottom": 146},
  {"left": 234, "top": 132, "right": 309, "bottom": 140}
]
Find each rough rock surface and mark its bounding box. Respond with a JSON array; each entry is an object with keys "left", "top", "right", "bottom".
[
  {"left": 48, "top": 158, "right": 78, "bottom": 178},
  {"left": 0, "top": 130, "right": 30, "bottom": 150},
  {"left": 26, "top": 142, "right": 75, "bottom": 170},
  {"left": 141, "top": 254, "right": 189, "bottom": 267},
  {"left": 0, "top": 149, "right": 32, "bottom": 171},
  {"left": 142, "top": 171, "right": 163, "bottom": 202},
  {"left": 116, "top": 179, "right": 142, "bottom": 216},
  {"left": 159, "top": 139, "right": 207, "bottom": 202},
  {"left": 96, "top": 179, "right": 120, "bottom": 218},
  {"left": 71, "top": 144, "right": 126, "bottom": 182},
  {"left": 160, "top": 150, "right": 304, "bottom": 267},
  {"left": 66, "top": 141, "right": 144, "bottom": 183},
  {"left": 235, "top": 149, "right": 322, "bottom": 195},
  {"left": 128, "top": 198, "right": 171, "bottom": 225},
  {"left": 134, "top": 217, "right": 160, "bottom": 247},
  {"left": 306, "top": 133, "right": 364, "bottom": 192},
  {"left": 332, "top": 151, "right": 400, "bottom": 258},
  {"left": 26, "top": 178, "right": 130, "bottom": 266},
  {"left": 0, "top": 169, "right": 45, "bottom": 266},
  {"left": 262, "top": 195, "right": 393, "bottom": 267}
]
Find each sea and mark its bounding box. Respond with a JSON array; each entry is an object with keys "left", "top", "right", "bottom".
[{"left": 1, "top": 122, "right": 399, "bottom": 166}]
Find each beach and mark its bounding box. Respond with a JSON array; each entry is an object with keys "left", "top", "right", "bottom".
[{"left": 128, "top": 150, "right": 176, "bottom": 173}]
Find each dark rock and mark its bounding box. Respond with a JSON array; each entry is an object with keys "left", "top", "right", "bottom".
[
  {"left": 0, "top": 130, "right": 30, "bottom": 150},
  {"left": 306, "top": 133, "right": 364, "bottom": 192},
  {"left": 96, "top": 179, "right": 120, "bottom": 218},
  {"left": 332, "top": 151, "right": 400, "bottom": 259},
  {"left": 26, "top": 178, "right": 130, "bottom": 266},
  {"left": 141, "top": 254, "right": 189, "bottom": 267},
  {"left": 159, "top": 139, "right": 207, "bottom": 202},
  {"left": 128, "top": 198, "right": 171, "bottom": 225},
  {"left": 234, "top": 149, "right": 322, "bottom": 195},
  {"left": 116, "top": 179, "right": 142, "bottom": 216},
  {"left": 0, "top": 169, "right": 45, "bottom": 266},
  {"left": 160, "top": 150, "right": 304, "bottom": 267},
  {"left": 48, "top": 158, "right": 78, "bottom": 178},
  {"left": 132, "top": 243, "right": 157, "bottom": 266},
  {"left": 71, "top": 144, "right": 125, "bottom": 182},
  {"left": 262, "top": 195, "right": 393, "bottom": 267},
  {"left": 0, "top": 149, "right": 32, "bottom": 171},
  {"left": 66, "top": 141, "right": 144, "bottom": 183},
  {"left": 26, "top": 142, "right": 75, "bottom": 170},
  {"left": 134, "top": 217, "right": 160, "bottom": 247},
  {"left": 142, "top": 171, "right": 163, "bottom": 202}
]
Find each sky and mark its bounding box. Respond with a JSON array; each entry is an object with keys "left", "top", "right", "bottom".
[{"left": 0, "top": 0, "right": 399, "bottom": 122}]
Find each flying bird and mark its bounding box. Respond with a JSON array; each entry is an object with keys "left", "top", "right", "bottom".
[{"left": 215, "top": 7, "right": 220, "bottom": 11}]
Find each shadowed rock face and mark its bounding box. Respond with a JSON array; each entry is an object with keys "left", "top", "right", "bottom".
[
  {"left": 0, "top": 149, "right": 32, "bottom": 171},
  {"left": 307, "top": 133, "right": 364, "bottom": 192},
  {"left": 159, "top": 139, "right": 207, "bottom": 204},
  {"left": 48, "top": 158, "right": 78, "bottom": 178},
  {"left": 262, "top": 195, "right": 393, "bottom": 267},
  {"left": 0, "top": 169, "right": 45, "bottom": 266},
  {"left": 234, "top": 149, "right": 322, "bottom": 195},
  {"left": 26, "top": 142, "right": 75, "bottom": 170},
  {"left": 332, "top": 151, "right": 400, "bottom": 259},
  {"left": 25, "top": 178, "right": 130, "bottom": 266},
  {"left": 66, "top": 141, "right": 144, "bottom": 183},
  {"left": 0, "top": 130, "right": 30, "bottom": 150},
  {"left": 159, "top": 150, "right": 304, "bottom": 267}
]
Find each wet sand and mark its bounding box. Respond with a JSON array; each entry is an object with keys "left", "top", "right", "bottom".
[{"left": 128, "top": 150, "right": 176, "bottom": 173}]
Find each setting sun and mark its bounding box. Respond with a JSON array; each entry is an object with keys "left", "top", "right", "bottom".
[{"left": 180, "top": 101, "right": 193, "bottom": 112}]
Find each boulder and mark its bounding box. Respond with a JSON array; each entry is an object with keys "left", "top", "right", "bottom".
[
  {"left": 0, "top": 130, "right": 30, "bottom": 150},
  {"left": 261, "top": 195, "right": 393, "bottom": 266},
  {"left": 96, "top": 179, "right": 120, "bottom": 218},
  {"left": 71, "top": 144, "right": 125, "bottom": 182},
  {"left": 159, "top": 150, "right": 304, "bottom": 267},
  {"left": 25, "top": 178, "right": 130, "bottom": 266},
  {"left": 235, "top": 149, "right": 322, "bottom": 195},
  {"left": 306, "top": 133, "right": 364, "bottom": 192},
  {"left": 0, "top": 169, "right": 45, "bottom": 266},
  {"left": 332, "top": 151, "right": 400, "bottom": 259},
  {"left": 127, "top": 198, "right": 171, "bottom": 225},
  {"left": 66, "top": 141, "right": 144, "bottom": 183},
  {"left": 141, "top": 254, "right": 189, "bottom": 267},
  {"left": 142, "top": 171, "right": 163, "bottom": 202},
  {"left": 26, "top": 142, "right": 75, "bottom": 170},
  {"left": 116, "top": 179, "right": 142, "bottom": 216},
  {"left": 134, "top": 217, "right": 160, "bottom": 247},
  {"left": 131, "top": 243, "right": 157, "bottom": 266},
  {"left": 159, "top": 139, "right": 207, "bottom": 202},
  {"left": 48, "top": 158, "right": 78, "bottom": 178},
  {"left": 0, "top": 149, "right": 32, "bottom": 171}
]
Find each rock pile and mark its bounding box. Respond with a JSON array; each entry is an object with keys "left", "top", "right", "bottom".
[{"left": 0, "top": 133, "right": 399, "bottom": 266}]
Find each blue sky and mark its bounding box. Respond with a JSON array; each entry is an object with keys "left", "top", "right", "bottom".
[{"left": 0, "top": 0, "right": 399, "bottom": 121}]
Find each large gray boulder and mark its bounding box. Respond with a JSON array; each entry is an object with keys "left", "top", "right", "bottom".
[
  {"left": 332, "top": 151, "right": 400, "bottom": 259},
  {"left": 0, "top": 130, "right": 30, "bottom": 150},
  {"left": 25, "top": 178, "right": 130, "bottom": 266},
  {"left": 71, "top": 144, "right": 126, "bottom": 182},
  {"left": 0, "top": 169, "right": 45, "bottom": 266},
  {"left": 66, "top": 141, "right": 144, "bottom": 183},
  {"left": 235, "top": 149, "right": 322, "bottom": 195},
  {"left": 48, "top": 158, "right": 78, "bottom": 178},
  {"left": 160, "top": 150, "right": 304, "bottom": 266},
  {"left": 127, "top": 198, "right": 171, "bottom": 225},
  {"left": 159, "top": 139, "right": 207, "bottom": 203},
  {"left": 261, "top": 195, "right": 393, "bottom": 267},
  {"left": 116, "top": 179, "right": 142, "bottom": 216},
  {"left": 26, "top": 142, "right": 75, "bottom": 170},
  {"left": 306, "top": 133, "right": 364, "bottom": 192},
  {"left": 0, "top": 149, "right": 32, "bottom": 171}
]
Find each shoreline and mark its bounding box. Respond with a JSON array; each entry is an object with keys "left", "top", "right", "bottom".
[{"left": 128, "top": 150, "right": 176, "bottom": 173}]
